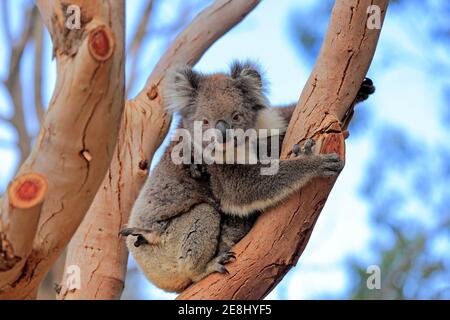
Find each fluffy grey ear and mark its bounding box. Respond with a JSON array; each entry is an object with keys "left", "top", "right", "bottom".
[
  {"left": 230, "top": 60, "right": 267, "bottom": 110},
  {"left": 163, "top": 65, "right": 201, "bottom": 116},
  {"left": 230, "top": 60, "right": 263, "bottom": 89}
]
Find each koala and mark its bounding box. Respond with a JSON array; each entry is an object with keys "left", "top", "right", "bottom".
[{"left": 121, "top": 61, "right": 375, "bottom": 292}]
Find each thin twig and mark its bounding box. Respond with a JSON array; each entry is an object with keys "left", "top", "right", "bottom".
[
  {"left": 4, "top": 6, "right": 37, "bottom": 164},
  {"left": 0, "top": 0, "right": 14, "bottom": 44},
  {"left": 126, "top": 0, "right": 155, "bottom": 93},
  {"left": 33, "top": 12, "right": 45, "bottom": 124}
]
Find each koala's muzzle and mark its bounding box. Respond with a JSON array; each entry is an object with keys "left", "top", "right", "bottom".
[{"left": 215, "top": 120, "right": 231, "bottom": 143}]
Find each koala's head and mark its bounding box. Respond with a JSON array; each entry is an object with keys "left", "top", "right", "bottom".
[{"left": 163, "top": 61, "right": 271, "bottom": 145}]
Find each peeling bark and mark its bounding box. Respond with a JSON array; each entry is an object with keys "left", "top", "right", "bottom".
[
  {"left": 179, "top": 0, "right": 388, "bottom": 300},
  {"left": 0, "top": 0, "right": 125, "bottom": 299},
  {"left": 59, "top": 0, "right": 261, "bottom": 300}
]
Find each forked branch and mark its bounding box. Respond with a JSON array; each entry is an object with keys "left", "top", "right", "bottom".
[
  {"left": 179, "top": 0, "right": 388, "bottom": 300},
  {"left": 59, "top": 0, "right": 261, "bottom": 300},
  {"left": 0, "top": 0, "right": 125, "bottom": 299}
]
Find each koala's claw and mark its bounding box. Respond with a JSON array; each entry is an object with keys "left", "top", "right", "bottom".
[
  {"left": 292, "top": 144, "right": 301, "bottom": 156},
  {"left": 303, "top": 139, "right": 315, "bottom": 155},
  {"left": 357, "top": 77, "right": 376, "bottom": 102},
  {"left": 292, "top": 139, "right": 315, "bottom": 157},
  {"left": 119, "top": 227, "right": 140, "bottom": 237},
  {"left": 134, "top": 235, "right": 149, "bottom": 247},
  {"left": 218, "top": 251, "right": 236, "bottom": 264},
  {"left": 211, "top": 251, "right": 236, "bottom": 275},
  {"left": 215, "top": 264, "right": 230, "bottom": 275},
  {"left": 189, "top": 163, "right": 209, "bottom": 180},
  {"left": 292, "top": 144, "right": 300, "bottom": 156},
  {"left": 189, "top": 164, "right": 203, "bottom": 179},
  {"left": 119, "top": 227, "right": 161, "bottom": 246}
]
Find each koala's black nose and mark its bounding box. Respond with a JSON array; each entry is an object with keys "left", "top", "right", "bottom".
[{"left": 215, "top": 120, "right": 231, "bottom": 142}]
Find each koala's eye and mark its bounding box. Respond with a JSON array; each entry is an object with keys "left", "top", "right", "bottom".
[
  {"left": 232, "top": 113, "right": 241, "bottom": 121},
  {"left": 202, "top": 119, "right": 209, "bottom": 126}
]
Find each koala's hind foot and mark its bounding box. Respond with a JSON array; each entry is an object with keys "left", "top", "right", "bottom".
[
  {"left": 356, "top": 77, "right": 376, "bottom": 102},
  {"left": 191, "top": 251, "right": 236, "bottom": 281},
  {"left": 119, "top": 227, "right": 162, "bottom": 247},
  {"left": 211, "top": 251, "right": 236, "bottom": 274}
]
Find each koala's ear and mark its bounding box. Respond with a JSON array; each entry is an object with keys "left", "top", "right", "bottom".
[
  {"left": 163, "top": 65, "right": 201, "bottom": 116},
  {"left": 230, "top": 60, "right": 263, "bottom": 89},
  {"left": 230, "top": 60, "right": 268, "bottom": 110}
]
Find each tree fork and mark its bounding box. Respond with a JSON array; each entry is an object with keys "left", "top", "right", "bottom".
[
  {"left": 179, "top": 0, "right": 388, "bottom": 300},
  {"left": 0, "top": 0, "right": 125, "bottom": 299},
  {"left": 59, "top": 0, "right": 262, "bottom": 300}
]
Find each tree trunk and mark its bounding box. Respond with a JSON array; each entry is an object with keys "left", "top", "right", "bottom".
[
  {"left": 0, "top": 0, "right": 389, "bottom": 300},
  {"left": 179, "top": 0, "right": 388, "bottom": 300},
  {"left": 0, "top": 0, "right": 125, "bottom": 299},
  {"left": 58, "top": 0, "right": 262, "bottom": 300}
]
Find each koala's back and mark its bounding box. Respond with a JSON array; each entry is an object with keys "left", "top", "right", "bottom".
[
  {"left": 128, "top": 203, "right": 221, "bottom": 292},
  {"left": 127, "top": 143, "right": 222, "bottom": 292},
  {"left": 128, "top": 142, "right": 213, "bottom": 228}
]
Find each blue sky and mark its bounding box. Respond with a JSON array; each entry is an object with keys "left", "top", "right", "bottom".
[{"left": 0, "top": 1, "right": 448, "bottom": 299}]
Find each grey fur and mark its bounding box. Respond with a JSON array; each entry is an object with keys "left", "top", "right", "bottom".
[{"left": 123, "top": 61, "right": 373, "bottom": 292}]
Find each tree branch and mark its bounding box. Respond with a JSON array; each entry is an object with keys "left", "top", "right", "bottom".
[
  {"left": 59, "top": 0, "right": 261, "bottom": 300},
  {"left": 0, "top": 0, "right": 125, "bottom": 299},
  {"left": 179, "top": 0, "right": 388, "bottom": 300},
  {"left": 4, "top": 6, "right": 36, "bottom": 165},
  {"left": 33, "top": 13, "right": 45, "bottom": 125},
  {"left": 0, "top": 0, "right": 14, "bottom": 44},
  {"left": 126, "top": 0, "right": 155, "bottom": 93}
]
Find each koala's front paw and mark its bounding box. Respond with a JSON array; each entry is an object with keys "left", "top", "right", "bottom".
[
  {"left": 292, "top": 139, "right": 315, "bottom": 157},
  {"left": 119, "top": 227, "right": 162, "bottom": 247},
  {"left": 356, "top": 77, "right": 376, "bottom": 102},
  {"left": 317, "top": 153, "right": 344, "bottom": 176}
]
